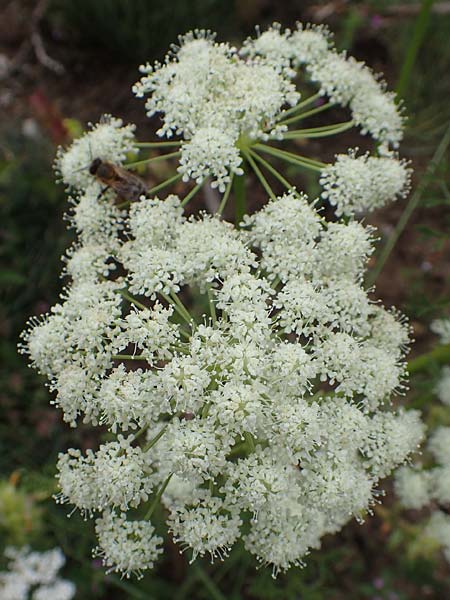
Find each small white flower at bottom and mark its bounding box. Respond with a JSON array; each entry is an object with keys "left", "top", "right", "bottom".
[{"left": 95, "top": 511, "right": 163, "bottom": 579}]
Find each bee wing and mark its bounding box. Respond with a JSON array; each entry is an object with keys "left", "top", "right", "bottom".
[{"left": 112, "top": 168, "right": 147, "bottom": 202}]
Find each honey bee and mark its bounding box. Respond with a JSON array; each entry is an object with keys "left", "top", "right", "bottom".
[{"left": 89, "top": 158, "right": 147, "bottom": 203}]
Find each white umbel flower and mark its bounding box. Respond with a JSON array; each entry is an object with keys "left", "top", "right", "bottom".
[
  {"left": 63, "top": 242, "right": 116, "bottom": 282},
  {"left": 320, "top": 151, "right": 411, "bottom": 216},
  {"left": 368, "top": 306, "right": 411, "bottom": 358},
  {"left": 97, "top": 367, "right": 168, "bottom": 431},
  {"left": 350, "top": 89, "right": 404, "bottom": 148},
  {"left": 290, "top": 23, "right": 331, "bottom": 65},
  {"left": 242, "top": 190, "right": 322, "bottom": 282},
  {"left": 68, "top": 183, "right": 124, "bottom": 247},
  {"left": 362, "top": 410, "right": 424, "bottom": 478},
  {"left": 178, "top": 128, "right": 243, "bottom": 192},
  {"left": 431, "top": 318, "right": 450, "bottom": 344},
  {"left": 436, "top": 366, "right": 450, "bottom": 406},
  {"left": 23, "top": 25, "right": 415, "bottom": 577},
  {"left": 241, "top": 23, "right": 294, "bottom": 71},
  {"left": 315, "top": 220, "right": 375, "bottom": 283},
  {"left": 0, "top": 547, "right": 75, "bottom": 600},
  {"left": 243, "top": 506, "right": 319, "bottom": 575},
  {"left": 95, "top": 511, "right": 163, "bottom": 578},
  {"left": 394, "top": 466, "right": 431, "bottom": 510},
  {"left": 307, "top": 52, "right": 379, "bottom": 105},
  {"left": 55, "top": 115, "right": 137, "bottom": 190},
  {"left": 56, "top": 437, "right": 153, "bottom": 513},
  {"left": 22, "top": 185, "right": 421, "bottom": 577},
  {"left": 168, "top": 494, "right": 242, "bottom": 561},
  {"left": 33, "top": 581, "right": 76, "bottom": 600},
  {"left": 425, "top": 511, "right": 450, "bottom": 562},
  {"left": 134, "top": 30, "right": 299, "bottom": 189},
  {"left": 428, "top": 427, "right": 450, "bottom": 466}
]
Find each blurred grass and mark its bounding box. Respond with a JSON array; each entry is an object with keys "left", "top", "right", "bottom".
[
  {"left": 389, "top": 12, "right": 450, "bottom": 147},
  {"left": 395, "top": 0, "right": 434, "bottom": 99}
]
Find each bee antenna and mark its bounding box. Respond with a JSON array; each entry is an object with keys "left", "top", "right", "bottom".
[{"left": 71, "top": 161, "right": 93, "bottom": 174}]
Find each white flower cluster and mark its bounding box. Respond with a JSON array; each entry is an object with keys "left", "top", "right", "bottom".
[
  {"left": 55, "top": 115, "right": 137, "bottom": 190},
  {"left": 241, "top": 23, "right": 404, "bottom": 148},
  {"left": 425, "top": 511, "right": 450, "bottom": 562},
  {"left": 22, "top": 131, "right": 423, "bottom": 577},
  {"left": 395, "top": 422, "right": 450, "bottom": 512},
  {"left": 95, "top": 512, "right": 163, "bottom": 578},
  {"left": 0, "top": 547, "right": 75, "bottom": 600},
  {"left": 396, "top": 423, "right": 450, "bottom": 560},
  {"left": 133, "top": 23, "right": 404, "bottom": 193},
  {"left": 20, "top": 19, "right": 416, "bottom": 576},
  {"left": 431, "top": 319, "right": 450, "bottom": 405},
  {"left": 393, "top": 316, "right": 450, "bottom": 564},
  {"left": 245, "top": 23, "right": 403, "bottom": 147},
  {"left": 320, "top": 150, "right": 411, "bottom": 217},
  {"left": 436, "top": 366, "right": 450, "bottom": 406},
  {"left": 133, "top": 30, "right": 299, "bottom": 191},
  {"left": 431, "top": 318, "right": 450, "bottom": 345}
]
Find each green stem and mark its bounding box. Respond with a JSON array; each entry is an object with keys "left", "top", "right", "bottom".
[
  {"left": 396, "top": 0, "right": 435, "bottom": 99},
  {"left": 276, "top": 102, "right": 335, "bottom": 128},
  {"left": 193, "top": 565, "right": 227, "bottom": 600},
  {"left": 179, "top": 328, "right": 191, "bottom": 340},
  {"left": 255, "top": 144, "right": 326, "bottom": 167},
  {"left": 136, "top": 141, "right": 182, "bottom": 148},
  {"left": 176, "top": 573, "right": 198, "bottom": 600},
  {"left": 280, "top": 120, "right": 354, "bottom": 139},
  {"left": 133, "top": 425, "right": 149, "bottom": 442},
  {"left": 117, "top": 288, "right": 148, "bottom": 311},
  {"left": 244, "top": 432, "right": 256, "bottom": 453},
  {"left": 112, "top": 354, "right": 147, "bottom": 361},
  {"left": 278, "top": 91, "right": 322, "bottom": 121},
  {"left": 108, "top": 576, "right": 151, "bottom": 600},
  {"left": 169, "top": 290, "right": 193, "bottom": 323},
  {"left": 284, "top": 122, "right": 351, "bottom": 134},
  {"left": 271, "top": 276, "right": 282, "bottom": 290},
  {"left": 367, "top": 120, "right": 450, "bottom": 286},
  {"left": 207, "top": 286, "right": 217, "bottom": 325},
  {"left": 181, "top": 180, "right": 204, "bottom": 207},
  {"left": 160, "top": 292, "right": 191, "bottom": 324},
  {"left": 227, "top": 441, "right": 249, "bottom": 458},
  {"left": 143, "top": 423, "right": 170, "bottom": 452},
  {"left": 201, "top": 401, "right": 211, "bottom": 419},
  {"left": 408, "top": 344, "right": 450, "bottom": 375},
  {"left": 234, "top": 169, "right": 246, "bottom": 226},
  {"left": 217, "top": 175, "right": 234, "bottom": 216},
  {"left": 243, "top": 150, "right": 276, "bottom": 200},
  {"left": 125, "top": 151, "right": 181, "bottom": 169},
  {"left": 148, "top": 173, "right": 182, "bottom": 195},
  {"left": 144, "top": 473, "right": 173, "bottom": 520},
  {"left": 254, "top": 144, "right": 326, "bottom": 172},
  {"left": 248, "top": 149, "right": 293, "bottom": 190}
]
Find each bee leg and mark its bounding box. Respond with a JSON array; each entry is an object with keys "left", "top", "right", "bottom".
[{"left": 96, "top": 186, "right": 110, "bottom": 200}]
